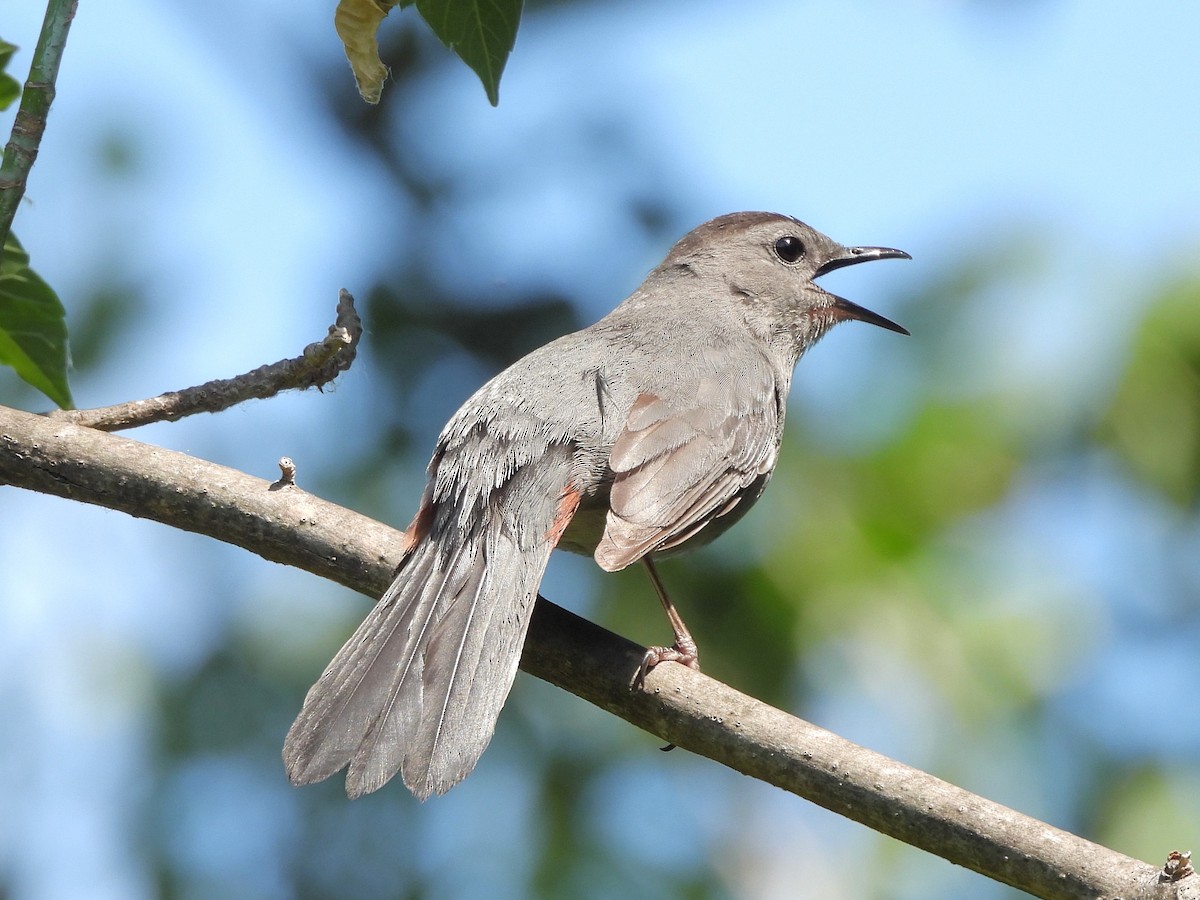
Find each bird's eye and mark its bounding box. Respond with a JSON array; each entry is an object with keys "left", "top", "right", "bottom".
[{"left": 774, "top": 235, "right": 805, "bottom": 263}]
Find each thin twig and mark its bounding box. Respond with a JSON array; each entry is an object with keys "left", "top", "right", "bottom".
[
  {"left": 0, "top": 404, "right": 1193, "bottom": 900},
  {"left": 50, "top": 289, "right": 362, "bottom": 431},
  {"left": 0, "top": 0, "right": 78, "bottom": 246}
]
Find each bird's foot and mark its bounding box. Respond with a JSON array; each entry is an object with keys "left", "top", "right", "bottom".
[
  {"left": 633, "top": 637, "right": 700, "bottom": 752},
  {"left": 633, "top": 635, "right": 700, "bottom": 690}
]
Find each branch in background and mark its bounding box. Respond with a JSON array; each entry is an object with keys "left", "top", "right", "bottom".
[
  {"left": 0, "top": 403, "right": 1191, "bottom": 900},
  {"left": 0, "top": 0, "right": 78, "bottom": 245},
  {"left": 50, "top": 290, "right": 362, "bottom": 431}
]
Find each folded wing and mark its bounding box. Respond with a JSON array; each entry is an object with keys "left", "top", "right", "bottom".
[{"left": 594, "top": 369, "right": 783, "bottom": 571}]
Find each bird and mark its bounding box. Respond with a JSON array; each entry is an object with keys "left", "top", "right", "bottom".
[{"left": 283, "top": 211, "right": 909, "bottom": 800}]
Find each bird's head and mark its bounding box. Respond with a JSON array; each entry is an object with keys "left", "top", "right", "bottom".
[{"left": 660, "top": 212, "right": 910, "bottom": 357}]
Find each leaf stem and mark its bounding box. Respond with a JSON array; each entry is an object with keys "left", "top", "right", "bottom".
[{"left": 0, "top": 0, "right": 79, "bottom": 246}]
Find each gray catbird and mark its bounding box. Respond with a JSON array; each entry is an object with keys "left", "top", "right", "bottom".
[{"left": 283, "top": 211, "right": 909, "bottom": 800}]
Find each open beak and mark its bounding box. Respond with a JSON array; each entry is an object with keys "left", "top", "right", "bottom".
[{"left": 816, "top": 246, "right": 911, "bottom": 336}]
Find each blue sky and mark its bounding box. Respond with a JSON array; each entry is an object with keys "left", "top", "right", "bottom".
[{"left": 3, "top": 1, "right": 1200, "bottom": 898}]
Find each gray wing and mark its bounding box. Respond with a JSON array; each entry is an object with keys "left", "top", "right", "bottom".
[{"left": 593, "top": 368, "right": 784, "bottom": 572}]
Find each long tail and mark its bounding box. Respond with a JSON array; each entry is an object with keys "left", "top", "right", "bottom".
[{"left": 283, "top": 451, "right": 578, "bottom": 800}]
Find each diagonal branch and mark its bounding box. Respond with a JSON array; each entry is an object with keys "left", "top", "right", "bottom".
[
  {"left": 0, "top": 0, "right": 78, "bottom": 246},
  {"left": 49, "top": 290, "right": 362, "bottom": 431},
  {"left": 0, "top": 403, "right": 1191, "bottom": 900},
  {"left": 522, "top": 603, "right": 1183, "bottom": 900}
]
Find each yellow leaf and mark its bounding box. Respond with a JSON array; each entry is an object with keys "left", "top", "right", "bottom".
[{"left": 334, "top": 0, "right": 400, "bottom": 104}]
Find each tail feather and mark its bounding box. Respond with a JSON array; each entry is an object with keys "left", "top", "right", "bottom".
[
  {"left": 342, "top": 542, "right": 480, "bottom": 798},
  {"left": 282, "top": 544, "right": 443, "bottom": 786},
  {"left": 343, "top": 536, "right": 537, "bottom": 800},
  {"left": 402, "top": 531, "right": 548, "bottom": 798},
  {"left": 284, "top": 474, "right": 570, "bottom": 798},
  {"left": 284, "top": 433, "right": 578, "bottom": 799}
]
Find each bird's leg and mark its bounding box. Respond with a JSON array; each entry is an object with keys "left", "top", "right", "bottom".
[{"left": 635, "top": 556, "right": 700, "bottom": 688}]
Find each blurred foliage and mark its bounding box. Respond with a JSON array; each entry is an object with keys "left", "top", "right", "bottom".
[
  {"left": 0, "top": 38, "right": 19, "bottom": 110},
  {"left": 64, "top": 277, "right": 146, "bottom": 374},
  {"left": 367, "top": 280, "right": 578, "bottom": 390},
  {"left": 1091, "top": 764, "right": 1200, "bottom": 864},
  {"left": 1099, "top": 275, "right": 1200, "bottom": 507}
]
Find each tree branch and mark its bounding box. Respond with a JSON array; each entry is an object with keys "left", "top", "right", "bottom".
[
  {"left": 522, "top": 604, "right": 1184, "bottom": 900},
  {"left": 0, "top": 403, "right": 1192, "bottom": 900},
  {"left": 48, "top": 289, "right": 362, "bottom": 431},
  {"left": 0, "top": 402, "right": 395, "bottom": 596},
  {"left": 0, "top": 0, "right": 78, "bottom": 246}
]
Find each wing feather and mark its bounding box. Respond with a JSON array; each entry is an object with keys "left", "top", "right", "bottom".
[{"left": 594, "top": 367, "right": 783, "bottom": 571}]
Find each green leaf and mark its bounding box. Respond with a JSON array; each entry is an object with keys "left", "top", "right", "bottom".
[
  {"left": 0, "top": 234, "right": 73, "bottom": 408},
  {"left": 0, "top": 39, "right": 19, "bottom": 111},
  {"left": 415, "top": 0, "right": 522, "bottom": 106}
]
